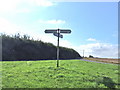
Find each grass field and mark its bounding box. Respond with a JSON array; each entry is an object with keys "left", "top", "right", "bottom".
[{"left": 1, "top": 60, "right": 119, "bottom": 88}]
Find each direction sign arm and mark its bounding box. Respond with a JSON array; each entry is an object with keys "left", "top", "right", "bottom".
[
  {"left": 45, "top": 29, "right": 57, "bottom": 33},
  {"left": 60, "top": 29, "right": 71, "bottom": 33}
]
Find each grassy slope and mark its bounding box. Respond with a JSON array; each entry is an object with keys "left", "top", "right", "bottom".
[{"left": 2, "top": 60, "right": 119, "bottom": 88}]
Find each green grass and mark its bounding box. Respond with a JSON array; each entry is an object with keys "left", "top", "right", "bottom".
[{"left": 1, "top": 60, "right": 119, "bottom": 88}]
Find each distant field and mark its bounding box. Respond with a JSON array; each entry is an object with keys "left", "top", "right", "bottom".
[
  {"left": 2, "top": 60, "right": 119, "bottom": 88},
  {"left": 84, "top": 58, "right": 119, "bottom": 64}
]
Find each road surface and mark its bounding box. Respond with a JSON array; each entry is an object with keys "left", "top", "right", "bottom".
[{"left": 80, "top": 59, "right": 118, "bottom": 65}]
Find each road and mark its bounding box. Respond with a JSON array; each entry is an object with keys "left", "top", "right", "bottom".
[{"left": 80, "top": 59, "right": 118, "bottom": 65}]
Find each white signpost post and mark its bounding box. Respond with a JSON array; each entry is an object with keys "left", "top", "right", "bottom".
[{"left": 45, "top": 28, "right": 71, "bottom": 67}]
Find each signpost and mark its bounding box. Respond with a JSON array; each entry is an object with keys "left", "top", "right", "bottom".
[{"left": 45, "top": 28, "right": 71, "bottom": 67}]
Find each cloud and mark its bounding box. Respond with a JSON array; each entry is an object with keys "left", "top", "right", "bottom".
[
  {"left": 0, "top": 17, "right": 31, "bottom": 35},
  {"left": 28, "top": 0, "right": 55, "bottom": 7},
  {"left": 0, "top": 0, "right": 118, "bottom": 13},
  {"left": 76, "top": 43, "right": 118, "bottom": 58},
  {"left": 38, "top": 20, "right": 66, "bottom": 24},
  {"left": 0, "top": 0, "right": 21, "bottom": 13},
  {"left": 54, "top": 0, "right": 119, "bottom": 2},
  {"left": 0, "top": 0, "right": 55, "bottom": 13},
  {"left": 47, "top": 20, "right": 66, "bottom": 24},
  {"left": 16, "top": 8, "right": 31, "bottom": 13},
  {"left": 0, "top": 18, "right": 20, "bottom": 34},
  {"left": 87, "top": 38, "right": 97, "bottom": 42}
]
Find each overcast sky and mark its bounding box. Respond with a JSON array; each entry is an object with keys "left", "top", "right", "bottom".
[{"left": 0, "top": 0, "right": 118, "bottom": 58}]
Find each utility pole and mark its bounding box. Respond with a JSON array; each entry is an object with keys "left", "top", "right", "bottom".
[{"left": 83, "top": 50, "right": 84, "bottom": 58}]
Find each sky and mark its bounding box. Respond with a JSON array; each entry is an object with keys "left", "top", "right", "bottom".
[{"left": 0, "top": 0, "right": 119, "bottom": 58}]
